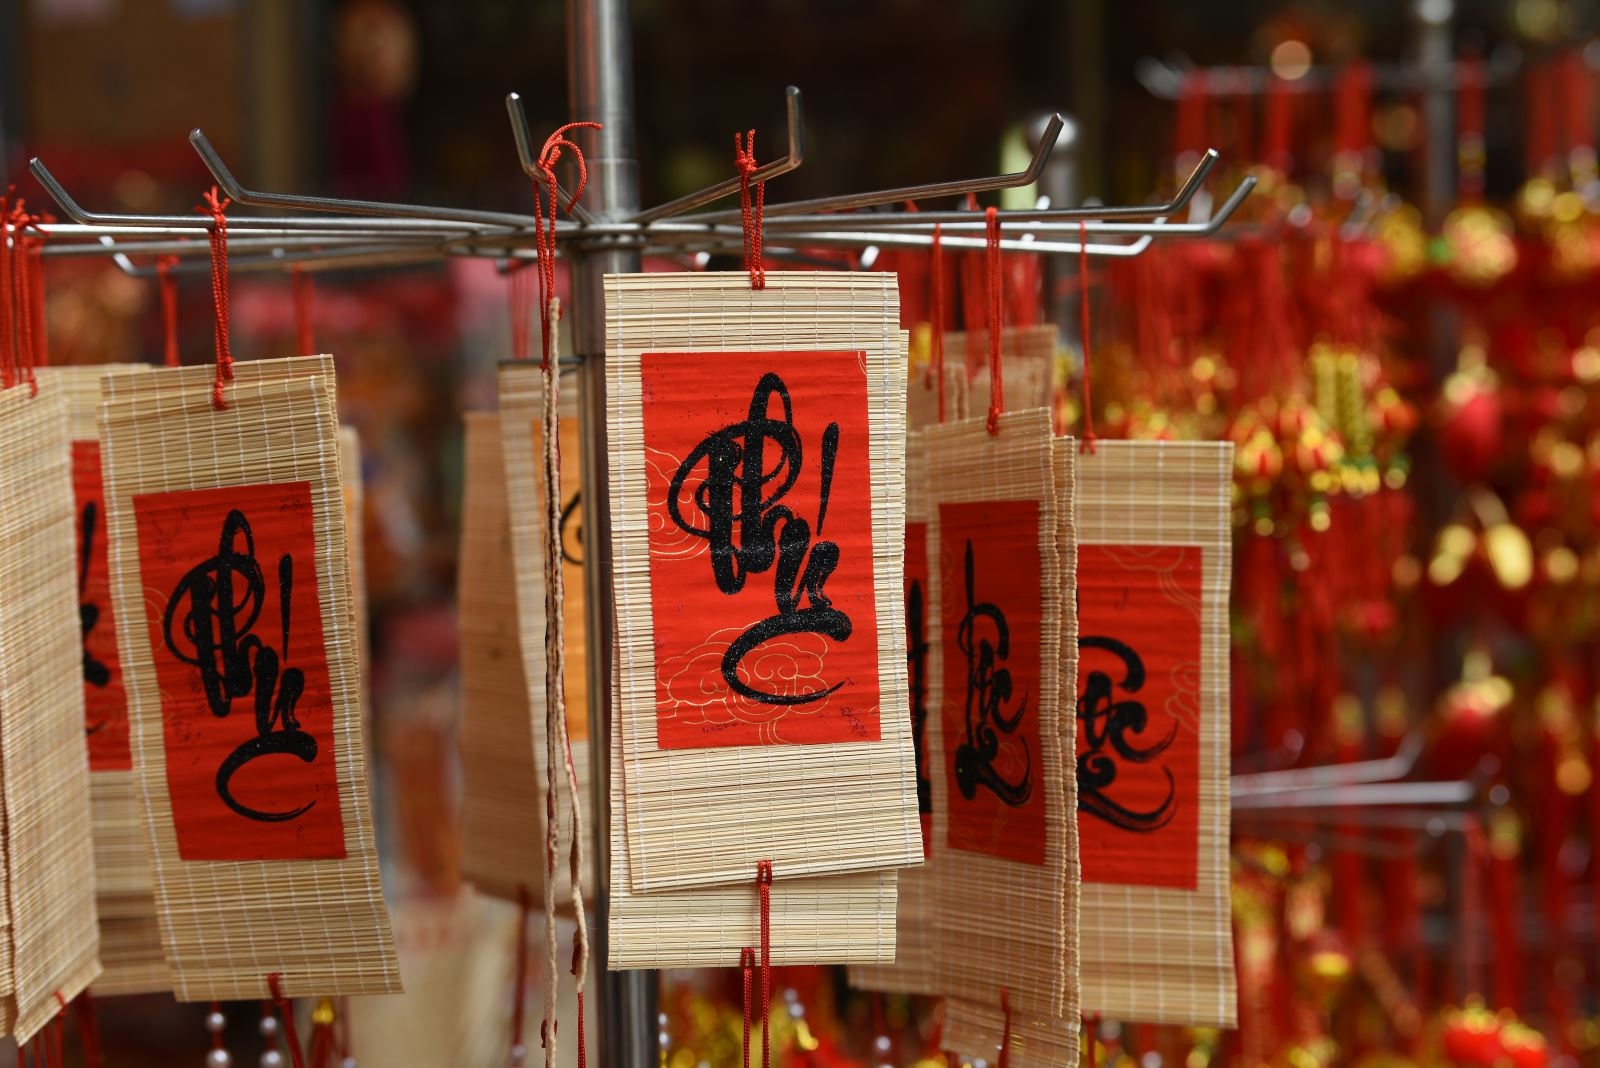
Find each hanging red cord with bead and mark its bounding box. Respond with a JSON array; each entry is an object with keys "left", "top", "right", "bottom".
[
  {"left": 199, "top": 187, "right": 234, "bottom": 409},
  {"left": 267, "top": 973, "right": 308, "bottom": 1068},
  {"left": 756, "top": 859, "right": 773, "bottom": 1068}
]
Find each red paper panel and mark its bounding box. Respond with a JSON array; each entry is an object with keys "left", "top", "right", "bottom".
[
  {"left": 939, "top": 499, "right": 1047, "bottom": 867},
  {"left": 906, "top": 521, "right": 931, "bottom": 856},
  {"left": 1075, "top": 544, "right": 1203, "bottom": 890},
  {"left": 642, "top": 351, "right": 883, "bottom": 750},
  {"left": 132, "top": 481, "right": 347, "bottom": 861},
  {"left": 72, "top": 441, "right": 131, "bottom": 771}
]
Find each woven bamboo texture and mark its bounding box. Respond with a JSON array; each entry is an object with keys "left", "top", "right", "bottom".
[
  {"left": 605, "top": 271, "right": 918, "bottom": 892},
  {"left": 923, "top": 411, "right": 1078, "bottom": 1022},
  {"left": 607, "top": 647, "right": 897, "bottom": 969},
  {"left": 848, "top": 430, "right": 935, "bottom": 996},
  {"left": 100, "top": 356, "right": 398, "bottom": 1000},
  {"left": 1074, "top": 440, "right": 1237, "bottom": 1027},
  {"left": 944, "top": 996, "right": 1079, "bottom": 1068},
  {"left": 0, "top": 385, "right": 103, "bottom": 1040},
  {"left": 37, "top": 364, "right": 169, "bottom": 998},
  {"left": 461, "top": 409, "right": 550, "bottom": 902},
  {"left": 907, "top": 359, "right": 968, "bottom": 431},
  {"left": 951, "top": 326, "right": 1058, "bottom": 416}
]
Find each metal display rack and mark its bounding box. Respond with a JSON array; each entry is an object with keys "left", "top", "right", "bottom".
[{"left": 20, "top": 0, "right": 1262, "bottom": 1060}]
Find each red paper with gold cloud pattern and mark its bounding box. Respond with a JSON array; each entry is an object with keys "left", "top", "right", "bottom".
[
  {"left": 1075, "top": 543, "right": 1202, "bottom": 890},
  {"left": 939, "top": 498, "right": 1047, "bottom": 867},
  {"left": 132, "top": 481, "right": 346, "bottom": 861},
  {"left": 642, "top": 350, "right": 883, "bottom": 749}
]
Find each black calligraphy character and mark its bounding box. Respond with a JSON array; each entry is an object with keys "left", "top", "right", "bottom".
[
  {"left": 1076, "top": 635, "right": 1178, "bottom": 832},
  {"left": 79, "top": 501, "right": 110, "bottom": 735},
  {"left": 560, "top": 491, "right": 583, "bottom": 566},
  {"left": 953, "top": 540, "right": 1032, "bottom": 806},
  {"left": 906, "top": 572, "right": 932, "bottom": 819},
  {"left": 666, "top": 372, "right": 852, "bottom": 705},
  {"left": 163, "top": 509, "right": 317, "bottom": 823}
]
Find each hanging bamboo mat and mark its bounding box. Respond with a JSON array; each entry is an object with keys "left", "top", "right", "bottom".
[
  {"left": 100, "top": 356, "right": 398, "bottom": 1001},
  {"left": 605, "top": 271, "right": 918, "bottom": 892},
  {"left": 0, "top": 386, "right": 103, "bottom": 1040},
  {"left": 950, "top": 325, "right": 1058, "bottom": 415},
  {"left": 459, "top": 411, "right": 544, "bottom": 901},
  {"left": 922, "top": 411, "right": 1078, "bottom": 1022},
  {"left": 944, "top": 996, "right": 1080, "bottom": 1068},
  {"left": 849, "top": 431, "right": 935, "bottom": 996},
  {"left": 92, "top": 913, "right": 169, "bottom": 997},
  {"left": 607, "top": 647, "right": 897, "bottom": 969},
  {"left": 339, "top": 426, "right": 374, "bottom": 768},
  {"left": 1073, "top": 440, "right": 1237, "bottom": 1027},
  {"left": 907, "top": 359, "right": 968, "bottom": 431}
]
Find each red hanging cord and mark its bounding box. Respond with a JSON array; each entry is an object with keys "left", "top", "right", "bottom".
[
  {"left": 0, "top": 190, "right": 15, "bottom": 391},
  {"left": 11, "top": 204, "right": 38, "bottom": 396},
  {"left": 1077, "top": 221, "right": 1097, "bottom": 453},
  {"left": 199, "top": 187, "right": 234, "bottom": 409},
  {"left": 530, "top": 121, "right": 601, "bottom": 368},
  {"left": 930, "top": 224, "right": 947, "bottom": 422},
  {"left": 735, "top": 131, "right": 767, "bottom": 290},
  {"left": 509, "top": 263, "right": 535, "bottom": 362},
  {"left": 757, "top": 859, "right": 773, "bottom": 1068},
  {"left": 267, "top": 973, "right": 308, "bottom": 1068},
  {"left": 511, "top": 883, "right": 531, "bottom": 1066},
  {"left": 24, "top": 213, "right": 48, "bottom": 377},
  {"left": 984, "top": 207, "right": 1004, "bottom": 435},
  {"left": 74, "top": 990, "right": 104, "bottom": 1068},
  {"left": 740, "top": 946, "right": 756, "bottom": 1068},
  {"left": 156, "top": 256, "right": 181, "bottom": 367},
  {"left": 291, "top": 265, "right": 315, "bottom": 357},
  {"left": 997, "top": 987, "right": 1012, "bottom": 1068}
]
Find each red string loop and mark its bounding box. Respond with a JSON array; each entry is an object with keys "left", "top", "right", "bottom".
[
  {"left": 930, "top": 224, "right": 947, "bottom": 423},
  {"left": 291, "top": 265, "right": 315, "bottom": 357},
  {"left": 267, "top": 973, "right": 308, "bottom": 1068},
  {"left": 529, "top": 121, "right": 602, "bottom": 369},
  {"left": 735, "top": 131, "right": 767, "bottom": 290},
  {"left": 199, "top": 187, "right": 233, "bottom": 409},
  {"left": 157, "top": 256, "right": 181, "bottom": 367},
  {"left": 984, "top": 207, "right": 1004, "bottom": 435},
  {"left": 1078, "top": 221, "right": 1097, "bottom": 454},
  {"left": 756, "top": 859, "right": 773, "bottom": 1068}
]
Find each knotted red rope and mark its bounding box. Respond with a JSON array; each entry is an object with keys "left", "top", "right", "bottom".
[
  {"left": 930, "top": 224, "right": 947, "bottom": 422},
  {"left": 997, "top": 986, "right": 1012, "bottom": 1068},
  {"left": 1078, "top": 221, "right": 1097, "bottom": 453},
  {"left": 984, "top": 207, "right": 1004, "bottom": 435},
  {"left": 530, "top": 121, "right": 600, "bottom": 368},
  {"left": 740, "top": 946, "right": 756, "bottom": 1068},
  {"left": 199, "top": 187, "right": 233, "bottom": 409},
  {"left": 291, "top": 265, "right": 315, "bottom": 357},
  {"left": 156, "top": 256, "right": 181, "bottom": 367},
  {"left": 267, "top": 973, "right": 308, "bottom": 1068},
  {"left": 735, "top": 131, "right": 766, "bottom": 290},
  {"left": 757, "top": 859, "right": 773, "bottom": 1068}
]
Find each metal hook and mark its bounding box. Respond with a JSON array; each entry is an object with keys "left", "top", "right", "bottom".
[
  {"left": 632, "top": 86, "right": 806, "bottom": 224},
  {"left": 671, "top": 112, "right": 1066, "bottom": 227},
  {"left": 505, "top": 93, "right": 598, "bottom": 226},
  {"left": 758, "top": 148, "right": 1220, "bottom": 229},
  {"left": 189, "top": 128, "right": 543, "bottom": 230}
]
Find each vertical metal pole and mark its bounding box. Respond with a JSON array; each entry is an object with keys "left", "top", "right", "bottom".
[{"left": 567, "top": 0, "right": 658, "bottom": 1064}]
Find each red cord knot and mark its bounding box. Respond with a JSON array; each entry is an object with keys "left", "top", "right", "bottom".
[
  {"left": 198, "top": 186, "right": 233, "bottom": 409},
  {"left": 735, "top": 130, "right": 766, "bottom": 290},
  {"left": 529, "top": 121, "right": 602, "bottom": 369}
]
